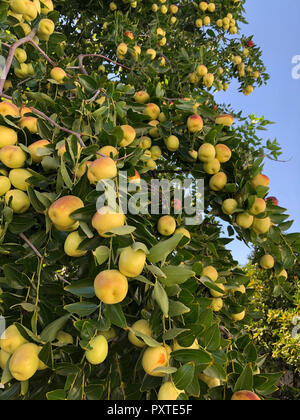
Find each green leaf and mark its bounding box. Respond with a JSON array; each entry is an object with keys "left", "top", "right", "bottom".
[
  {"left": 154, "top": 281, "right": 169, "bottom": 316},
  {"left": 103, "top": 304, "right": 127, "bottom": 329},
  {"left": 14, "top": 323, "right": 43, "bottom": 344},
  {"left": 40, "top": 315, "right": 71, "bottom": 343},
  {"left": 244, "top": 342, "right": 258, "bottom": 363},
  {"left": 174, "top": 364, "right": 195, "bottom": 390},
  {"left": 163, "top": 328, "right": 190, "bottom": 341},
  {"left": 46, "top": 389, "right": 67, "bottom": 401},
  {"left": 172, "top": 348, "right": 213, "bottom": 368},
  {"left": 168, "top": 300, "right": 190, "bottom": 317},
  {"left": 147, "top": 234, "right": 183, "bottom": 264},
  {"left": 132, "top": 242, "right": 149, "bottom": 254},
  {"left": 202, "top": 324, "right": 221, "bottom": 352},
  {"left": 38, "top": 342, "right": 54, "bottom": 369},
  {"left": 133, "top": 275, "right": 155, "bottom": 286},
  {"left": 1, "top": 356, "right": 12, "bottom": 385},
  {"left": 234, "top": 364, "right": 254, "bottom": 393},
  {"left": 160, "top": 265, "right": 195, "bottom": 287},
  {"left": 199, "top": 276, "right": 226, "bottom": 294},
  {"left": 108, "top": 226, "right": 136, "bottom": 235},
  {"left": 64, "top": 302, "right": 98, "bottom": 317},
  {"left": 93, "top": 246, "right": 110, "bottom": 265},
  {"left": 152, "top": 366, "right": 177, "bottom": 375},
  {"left": 146, "top": 265, "right": 167, "bottom": 278},
  {"left": 64, "top": 279, "right": 95, "bottom": 298},
  {"left": 128, "top": 328, "right": 161, "bottom": 347}
]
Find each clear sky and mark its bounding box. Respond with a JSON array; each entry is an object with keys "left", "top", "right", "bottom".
[{"left": 216, "top": 0, "right": 300, "bottom": 264}]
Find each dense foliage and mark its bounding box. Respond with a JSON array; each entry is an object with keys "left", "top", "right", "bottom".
[{"left": 0, "top": 0, "right": 298, "bottom": 400}]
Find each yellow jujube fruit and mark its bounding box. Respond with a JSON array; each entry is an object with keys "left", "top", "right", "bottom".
[
  {"left": 0, "top": 126, "right": 18, "bottom": 148},
  {"left": 9, "top": 168, "right": 31, "bottom": 191},
  {"left": 94, "top": 270, "right": 128, "bottom": 304},
  {"left": 158, "top": 215, "right": 176, "bottom": 236},
  {"left": 48, "top": 196, "right": 84, "bottom": 232},
  {"left": 56, "top": 331, "right": 74, "bottom": 345},
  {"left": 260, "top": 255, "right": 275, "bottom": 270},
  {"left": 119, "top": 246, "right": 146, "bottom": 278},
  {"left": 0, "top": 145, "right": 27, "bottom": 169},
  {"left": 5, "top": 189, "right": 30, "bottom": 214},
  {"left": 0, "top": 349, "right": 10, "bottom": 370},
  {"left": 128, "top": 319, "right": 152, "bottom": 348},
  {"left": 92, "top": 207, "right": 125, "bottom": 238},
  {"left": 0, "top": 325, "right": 28, "bottom": 354},
  {"left": 202, "top": 266, "right": 218, "bottom": 282},
  {"left": 0, "top": 176, "right": 11, "bottom": 196},
  {"left": 64, "top": 231, "right": 87, "bottom": 257},
  {"left": 9, "top": 343, "right": 40, "bottom": 381},
  {"left": 142, "top": 346, "right": 169, "bottom": 377},
  {"left": 158, "top": 382, "right": 184, "bottom": 400}
]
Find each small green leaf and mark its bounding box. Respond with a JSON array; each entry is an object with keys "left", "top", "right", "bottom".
[
  {"left": 154, "top": 281, "right": 169, "bottom": 316},
  {"left": 174, "top": 364, "right": 195, "bottom": 390},
  {"left": 40, "top": 315, "right": 71, "bottom": 343},
  {"left": 64, "top": 302, "right": 98, "bottom": 317},
  {"left": 93, "top": 246, "right": 110, "bottom": 265}
]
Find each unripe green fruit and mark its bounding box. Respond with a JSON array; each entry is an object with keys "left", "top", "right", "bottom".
[
  {"left": 252, "top": 217, "right": 271, "bottom": 235},
  {"left": 260, "top": 254, "right": 274, "bottom": 269},
  {"left": 236, "top": 212, "right": 254, "bottom": 229},
  {"left": 119, "top": 246, "right": 146, "bottom": 278},
  {"left": 56, "top": 331, "right": 74, "bottom": 345},
  {"left": 85, "top": 335, "right": 108, "bottom": 365},
  {"left": 222, "top": 199, "right": 238, "bottom": 215},
  {"left": 64, "top": 231, "right": 87, "bottom": 257},
  {"left": 165, "top": 135, "right": 179, "bottom": 152},
  {"left": 198, "top": 143, "right": 216, "bottom": 162}
]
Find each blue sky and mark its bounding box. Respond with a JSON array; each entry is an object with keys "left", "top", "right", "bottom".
[{"left": 215, "top": 0, "right": 300, "bottom": 264}]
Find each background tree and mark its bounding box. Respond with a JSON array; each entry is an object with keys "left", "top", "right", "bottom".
[{"left": 0, "top": 0, "right": 299, "bottom": 400}]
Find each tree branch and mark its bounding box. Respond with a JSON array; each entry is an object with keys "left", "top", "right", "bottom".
[{"left": 0, "top": 29, "right": 38, "bottom": 96}]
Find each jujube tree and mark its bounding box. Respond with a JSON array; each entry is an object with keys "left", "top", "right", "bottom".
[{"left": 0, "top": 0, "right": 298, "bottom": 400}]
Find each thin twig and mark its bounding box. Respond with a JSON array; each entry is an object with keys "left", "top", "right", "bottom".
[
  {"left": 29, "top": 39, "right": 56, "bottom": 67},
  {"left": 19, "top": 233, "right": 71, "bottom": 285},
  {"left": 86, "top": 88, "right": 102, "bottom": 103},
  {"left": 76, "top": 54, "right": 134, "bottom": 74}
]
